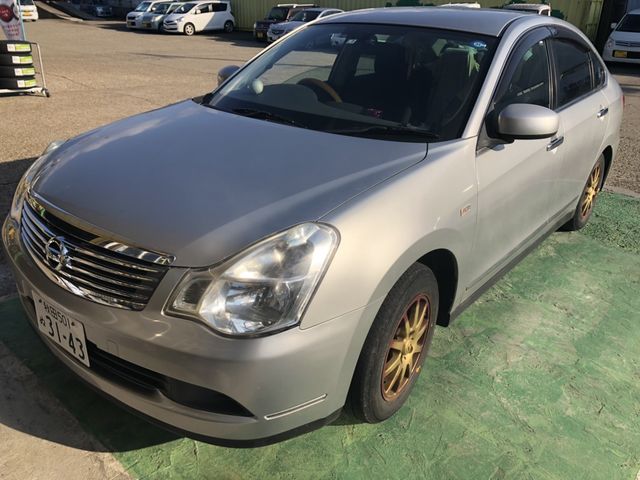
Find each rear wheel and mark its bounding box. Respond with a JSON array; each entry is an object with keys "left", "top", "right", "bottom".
[
  {"left": 223, "top": 20, "right": 233, "bottom": 33},
  {"left": 350, "top": 263, "right": 439, "bottom": 423},
  {"left": 561, "top": 155, "right": 605, "bottom": 231},
  {"left": 183, "top": 23, "right": 195, "bottom": 36}
]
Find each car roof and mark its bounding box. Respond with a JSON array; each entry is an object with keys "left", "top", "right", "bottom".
[
  {"left": 303, "top": 7, "right": 340, "bottom": 12},
  {"left": 318, "top": 6, "right": 526, "bottom": 37}
]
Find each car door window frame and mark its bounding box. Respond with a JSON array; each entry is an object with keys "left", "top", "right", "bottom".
[
  {"left": 477, "top": 26, "right": 554, "bottom": 151},
  {"left": 547, "top": 27, "right": 607, "bottom": 112}
]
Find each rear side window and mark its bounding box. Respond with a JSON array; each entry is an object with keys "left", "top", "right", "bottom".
[
  {"left": 551, "top": 39, "right": 592, "bottom": 108},
  {"left": 590, "top": 51, "right": 606, "bottom": 88},
  {"left": 494, "top": 39, "right": 551, "bottom": 110},
  {"left": 212, "top": 2, "right": 226, "bottom": 11}
]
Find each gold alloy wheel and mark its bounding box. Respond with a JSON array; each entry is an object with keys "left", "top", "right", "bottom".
[
  {"left": 581, "top": 163, "right": 602, "bottom": 219},
  {"left": 381, "top": 294, "right": 431, "bottom": 401}
]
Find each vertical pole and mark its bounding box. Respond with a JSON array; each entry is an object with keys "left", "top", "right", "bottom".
[{"left": 16, "top": 0, "right": 27, "bottom": 40}]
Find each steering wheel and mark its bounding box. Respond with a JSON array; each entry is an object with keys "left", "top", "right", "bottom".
[{"left": 297, "top": 78, "right": 342, "bottom": 103}]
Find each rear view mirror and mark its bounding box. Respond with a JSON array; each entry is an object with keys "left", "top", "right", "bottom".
[
  {"left": 217, "top": 65, "right": 240, "bottom": 86},
  {"left": 496, "top": 103, "right": 559, "bottom": 141}
]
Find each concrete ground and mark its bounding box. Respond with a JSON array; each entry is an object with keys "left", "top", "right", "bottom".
[{"left": 1, "top": 15, "right": 639, "bottom": 480}]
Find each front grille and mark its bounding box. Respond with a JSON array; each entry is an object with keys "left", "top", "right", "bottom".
[
  {"left": 20, "top": 197, "right": 169, "bottom": 310},
  {"left": 615, "top": 40, "right": 640, "bottom": 48}
]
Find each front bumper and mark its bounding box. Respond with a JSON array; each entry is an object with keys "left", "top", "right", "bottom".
[
  {"left": 162, "top": 22, "right": 180, "bottom": 32},
  {"left": 126, "top": 16, "right": 141, "bottom": 28},
  {"left": 267, "top": 31, "right": 285, "bottom": 42},
  {"left": 2, "top": 215, "right": 376, "bottom": 445},
  {"left": 603, "top": 46, "right": 640, "bottom": 64}
]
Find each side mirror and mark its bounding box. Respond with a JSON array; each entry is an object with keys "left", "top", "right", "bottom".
[
  {"left": 611, "top": 22, "right": 617, "bottom": 30},
  {"left": 496, "top": 103, "right": 559, "bottom": 141},
  {"left": 217, "top": 64, "right": 240, "bottom": 86}
]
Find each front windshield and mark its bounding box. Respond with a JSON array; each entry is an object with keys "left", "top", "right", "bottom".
[
  {"left": 21, "top": 0, "right": 34, "bottom": 5},
  {"left": 134, "top": 1, "right": 151, "bottom": 11},
  {"left": 153, "top": 3, "right": 170, "bottom": 13},
  {"left": 617, "top": 14, "right": 640, "bottom": 33},
  {"left": 290, "top": 10, "right": 320, "bottom": 22},
  {"left": 267, "top": 6, "right": 288, "bottom": 21},
  {"left": 175, "top": 2, "right": 195, "bottom": 13},
  {"left": 207, "top": 24, "right": 496, "bottom": 142}
]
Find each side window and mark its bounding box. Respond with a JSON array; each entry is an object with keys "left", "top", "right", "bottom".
[
  {"left": 494, "top": 39, "right": 551, "bottom": 111},
  {"left": 212, "top": 2, "right": 226, "bottom": 11},
  {"left": 590, "top": 51, "right": 606, "bottom": 88},
  {"left": 551, "top": 39, "right": 592, "bottom": 107},
  {"left": 196, "top": 4, "right": 211, "bottom": 14}
]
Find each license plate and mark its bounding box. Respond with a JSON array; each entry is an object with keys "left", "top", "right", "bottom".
[
  {"left": 614, "top": 50, "right": 628, "bottom": 58},
  {"left": 257, "top": 32, "right": 264, "bottom": 38},
  {"left": 142, "top": 22, "right": 150, "bottom": 27},
  {"left": 34, "top": 292, "right": 90, "bottom": 367},
  {"left": 23, "top": 12, "right": 32, "bottom": 16}
]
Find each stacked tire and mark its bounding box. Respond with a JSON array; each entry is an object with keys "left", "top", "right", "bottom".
[{"left": 0, "top": 40, "right": 37, "bottom": 91}]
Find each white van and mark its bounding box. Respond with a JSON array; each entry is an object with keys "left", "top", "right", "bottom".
[
  {"left": 603, "top": 9, "right": 640, "bottom": 64},
  {"left": 19, "top": 0, "right": 39, "bottom": 21},
  {"left": 163, "top": 1, "right": 235, "bottom": 36}
]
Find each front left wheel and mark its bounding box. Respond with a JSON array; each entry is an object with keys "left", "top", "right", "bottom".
[
  {"left": 350, "top": 263, "right": 439, "bottom": 423},
  {"left": 183, "top": 23, "right": 195, "bottom": 36}
]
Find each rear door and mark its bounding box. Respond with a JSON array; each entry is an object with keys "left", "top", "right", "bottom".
[
  {"left": 193, "top": 3, "right": 212, "bottom": 30},
  {"left": 548, "top": 31, "right": 610, "bottom": 211},
  {"left": 469, "top": 28, "right": 561, "bottom": 291},
  {"left": 210, "top": 2, "right": 228, "bottom": 29}
]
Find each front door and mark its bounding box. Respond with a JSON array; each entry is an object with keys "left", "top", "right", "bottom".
[
  {"left": 467, "top": 28, "right": 560, "bottom": 292},
  {"left": 193, "top": 3, "right": 213, "bottom": 31}
]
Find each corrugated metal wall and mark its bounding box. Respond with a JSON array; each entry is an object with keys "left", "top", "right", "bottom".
[{"left": 231, "top": 0, "right": 605, "bottom": 40}]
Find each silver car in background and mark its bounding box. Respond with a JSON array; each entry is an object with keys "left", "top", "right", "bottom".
[
  {"left": 3, "top": 7, "right": 622, "bottom": 446},
  {"left": 140, "top": 1, "right": 182, "bottom": 31}
]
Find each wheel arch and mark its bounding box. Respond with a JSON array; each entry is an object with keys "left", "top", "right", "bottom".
[
  {"left": 601, "top": 145, "right": 613, "bottom": 185},
  {"left": 416, "top": 248, "right": 459, "bottom": 327}
]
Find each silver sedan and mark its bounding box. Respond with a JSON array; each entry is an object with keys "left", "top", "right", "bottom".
[{"left": 2, "top": 7, "right": 622, "bottom": 446}]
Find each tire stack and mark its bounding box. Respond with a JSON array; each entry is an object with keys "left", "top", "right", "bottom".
[{"left": 0, "top": 40, "right": 37, "bottom": 91}]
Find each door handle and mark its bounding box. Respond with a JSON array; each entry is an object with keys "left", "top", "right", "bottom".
[
  {"left": 546, "top": 136, "right": 564, "bottom": 151},
  {"left": 597, "top": 107, "right": 609, "bottom": 118}
]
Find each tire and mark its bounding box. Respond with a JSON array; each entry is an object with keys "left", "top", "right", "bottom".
[
  {"left": 183, "top": 23, "right": 195, "bottom": 36},
  {"left": 0, "top": 54, "right": 33, "bottom": 66},
  {"left": 0, "top": 65, "right": 35, "bottom": 77},
  {"left": 0, "top": 41, "right": 31, "bottom": 54},
  {"left": 560, "top": 154, "right": 606, "bottom": 231},
  {"left": 223, "top": 20, "right": 233, "bottom": 33},
  {"left": 0, "top": 76, "right": 37, "bottom": 89},
  {"left": 350, "top": 263, "right": 439, "bottom": 423}
]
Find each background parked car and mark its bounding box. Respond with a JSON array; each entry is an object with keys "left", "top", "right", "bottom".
[
  {"left": 141, "top": 1, "right": 182, "bottom": 30},
  {"left": 603, "top": 8, "right": 640, "bottom": 63},
  {"left": 503, "top": 3, "right": 552, "bottom": 15},
  {"left": 163, "top": 0, "right": 234, "bottom": 36},
  {"left": 81, "top": 0, "right": 113, "bottom": 17},
  {"left": 253, "top": 3, "right": 317, "bottom": 41},
  {"left": 127, "top": 1, "right": 167, "bottom": 29},
  {"left": 19, "top": 0, "right": 38, "bottom": 21},
  {"left": 267, "top": 7, "right": 342, "bottom": 42}
]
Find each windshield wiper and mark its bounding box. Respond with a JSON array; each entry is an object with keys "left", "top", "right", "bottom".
[
  {"left": 232, "top": 108, "right": 305, "bottom": 128},
  {"left": 329, "top": 125, "right": 440, "bottom": 141}
]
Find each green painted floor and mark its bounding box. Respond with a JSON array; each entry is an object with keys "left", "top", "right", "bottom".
[{"left": 1, "top": 192, "right": 639, "bottom": 479}]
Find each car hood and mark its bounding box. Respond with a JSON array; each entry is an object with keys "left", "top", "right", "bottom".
[
  {"left": 610, "top": 30, "right": 640, "bottom": 42},
  {"left": 281, "top": 21, "right": 304, "bottom": 31},
  {"left": 32, "top": 100, "right": 427, "bottom": 267}
]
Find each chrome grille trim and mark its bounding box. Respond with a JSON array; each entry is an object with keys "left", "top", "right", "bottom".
[
  {"left": 20, "top": 197, "right": 171, "bottom": 311},
  {"left": 615, "top": 40, "right": 640, "bottom": 48}
]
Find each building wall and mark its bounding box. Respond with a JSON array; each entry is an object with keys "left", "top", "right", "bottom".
[{"left": 231, "top": 0, "right": 605, "bottom": 40}]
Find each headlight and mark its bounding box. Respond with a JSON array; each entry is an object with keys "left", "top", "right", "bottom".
[
  {"left": 9, "top": 140, "right": 65, "bottom": 220},
  {"left": 166, "top": 223, "right": 339, "bottom": 337},
  {"left": 605, "top": 37, "right": 614, "bottom": 49}
]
